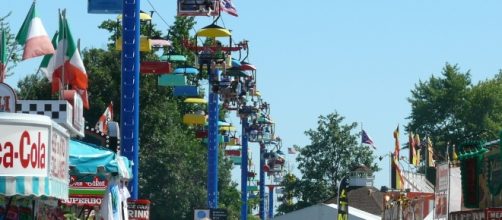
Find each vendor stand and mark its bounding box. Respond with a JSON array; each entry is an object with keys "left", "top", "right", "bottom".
[
  {"left": 61, "top": 140, "right": 132, "bottom": 220},
  {"left": 0, "top": 112, "right": 70, "bottom": 220}
]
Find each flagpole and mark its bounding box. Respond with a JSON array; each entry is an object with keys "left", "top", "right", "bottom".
[
  {"left": 1, "top": 31, "right": 20, "bottom": 83},
  {"left": 60, "top": 9, "right": 66, "bottom": 99}
]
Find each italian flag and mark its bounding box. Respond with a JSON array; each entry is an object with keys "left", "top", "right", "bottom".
[
  {"left": 39, "top": 32, "right": 58, "bottom": 81},
  {"left": 15, "top": 2, "right": 54, "bottom": 60},
  {"left": 51, "top": 10, "right": 88, "bottom": 93}
]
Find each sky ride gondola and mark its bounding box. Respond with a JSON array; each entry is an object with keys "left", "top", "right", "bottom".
[
  {"left": 177, "top": 0, "right": 220, "bottom": 17},
  {"left": 160, "top": 54, "right": 187, "bottom": 63},
  {"left": 87, "top": 0, "right": 123, "bottom": 14},
  {"left": 158, "top": 74, "right": 188, "bottom": 87},
  {"left": 115, "top": 11, "right": 153, "bottom": 52}
]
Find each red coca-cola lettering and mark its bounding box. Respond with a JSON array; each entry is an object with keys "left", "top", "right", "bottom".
[
  {"left": 19, "top": 131, "right": 45, "bottom": 169},
  {"left": 0, "top": 130, "right": 46, "bottom": 170},
  {"left": 0, "top": 141, "right": 14, "bottom": 168}
]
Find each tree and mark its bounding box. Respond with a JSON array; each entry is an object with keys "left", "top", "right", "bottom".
[
  {"left": 278, "top": 111, "right": 379, "bottom": 213},
  {"left": 463, "top": 72, "right": 502, "bottom": 140},
  {"left": 407, "top": 63, "right": 472, "bottom": 160},
  {"left": 1, "top": 12, "right": 21, "bottom": 79},
  {"left": 407, "top": 63, "right": 502, "bottom": 163}
]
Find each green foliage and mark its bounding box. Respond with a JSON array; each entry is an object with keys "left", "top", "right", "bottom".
[
  {"left": 1, "top": 12, "right": 21, "bottom": 77},
  {"left": 278, "top": 112, "right": 379, "bottom": 214},
  {"left": 407, "top": 64, "right": 471, "bottom": 154},
  {"left": 407, "top": 63, "right": 502, "bottom": 162},
  {"left": 16, "top": 73, "right": 51, "bottom": 100}
]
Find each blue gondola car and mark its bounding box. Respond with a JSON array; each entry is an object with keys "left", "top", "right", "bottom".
[
  {"left": 88, "top": 0, "right": 123, "bottom": 14},
  {"left": 173, "top": 85, "right": 200, "bottom": 97}
]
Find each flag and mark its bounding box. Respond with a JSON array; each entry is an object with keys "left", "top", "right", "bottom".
[
  {"left": 220, "top": 0, "right": 238, "bottom": 17},
  {"left": 414, "top": 134, "right": 421, "bottom": 166},
  {"left": 361, "top": 129, "right": 376, "bottom": 149},
  {"left": 95, "top": 102, "right": 113, "bottom": 134},
  {"left": 39, "top": 32, "right": 58, "bottom": 80},
  {"left": 426, "top": 137, "right": 434, "bottom": 167},
  {"left": 408, "top": 131, "right": 416, "bottom": 165},
  {"left": 287, "top": 147, "right": 297, "bottom": 154},
  {"left": 15, "top": 2, "right": 54, "bottom": 60},
  {"left": 337, "top": 176, "right": 349, "bottom": 220},
  {"left": 0, "top": 29, "right": 6, "bottom": 81},
  {"left": 393, "top": 125, "right": 400, "bottom": 158},
  {"left": 76, "top": 88, "right": 89, "bottom": 110},
  {"left": 391, "top": 153, "right": 404, "bottom": 190},
  {"left": 51, "top": 10, "right": 88, "bottom": 93}
]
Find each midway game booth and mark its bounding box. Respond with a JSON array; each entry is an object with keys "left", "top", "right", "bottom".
[{"left": 0, "top": 83, "right": 72, "bottom": 219}]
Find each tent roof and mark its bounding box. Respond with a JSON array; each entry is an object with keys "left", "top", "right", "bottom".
[{"left": 69, "top": 140, "right": 132, "bottom": 178}]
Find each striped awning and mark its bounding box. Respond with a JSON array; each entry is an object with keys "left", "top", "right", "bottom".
[{"left": 0, "top": 176, "right": 69, "bottom": 200}]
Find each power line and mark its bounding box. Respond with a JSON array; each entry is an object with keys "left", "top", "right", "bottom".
[{"left": 146, "top": 0, "right": 170, "bottom": 28}]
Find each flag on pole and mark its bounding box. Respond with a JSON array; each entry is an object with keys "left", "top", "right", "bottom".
[
  {"left": 51, "top": 10, "right": 88, "bottom": 93},
  {"left": 95, "top": 102, "right": 113, "bottom": 134},
  {"left": 391, "top": 153, "right": 405, "bottom": 190},
  {"left": 15, "top": 2, "right": 54, "bottom": 60},
  {"left": 426, "top": 137, "right": 435, "bottom": 167},
  {"left": 76, "top": 88, "right": 89, "bottom": 110},
  {"left": 391, "top": 125, "right": 404, "bottom": 189},
  {"left": 393, "top": 125, "right": 400, "bottom": 158},
  {"left": 39, "top": 32, "right": 58, "bottom": 80},
  {"left": 220, "top": 0, "right": 238, "bottom": 17},
  {"left": 361, "top": 129, "right": 376, "bottom": 149},
  {"left": 414, "top": 134, "right": 421, "bottom": 166},
  {"left": 408, "top": 131, "right": 416, "bottom": 165},
  {"left": 287, "top": 147, "right": 297, "bottom": 154},
  {"left": 0, "top": 29, "right": 6, "bottom": 81}
]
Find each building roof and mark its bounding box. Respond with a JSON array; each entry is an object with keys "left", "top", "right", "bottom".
[{"left": 324, "top": 186, "right": 384, "bottom": 216}]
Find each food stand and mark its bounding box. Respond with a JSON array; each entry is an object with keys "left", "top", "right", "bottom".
[{"left": 0, "top": 112, "right": 70, "bottom": 219}]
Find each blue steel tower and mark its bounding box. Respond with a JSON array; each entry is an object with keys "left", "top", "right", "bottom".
[
  {"left": 207, "top": 67, "right": 221, "bottom": 208},
  {"left": 121, "top": 0, "right": 140, "bottom": 199}
]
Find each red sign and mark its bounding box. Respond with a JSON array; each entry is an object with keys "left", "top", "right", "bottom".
[
  {"left": 0, "top": 82, "right": 16, "bottom": 113},
  {"left": 69, "top": 176, "right": 107, "bottom": 189},
  {"left": 128, "top": 199, "right": 150, "bottom": 220},
  {"left": 62, "top": 196, "right": 103, "bottom": 206},
  {"left": 450, "top": 210, "right": 485, "bottom": 220},
  {"left": 140, "top": 61, "right": 171, "bottom": 74},
  {"left": 486, "top": 208, "right": 502, "bottom": 220}
]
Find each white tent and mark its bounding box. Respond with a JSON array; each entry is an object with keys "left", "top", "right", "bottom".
[{"left": 273, "top": 203, "right": 381, "bottom": 220}]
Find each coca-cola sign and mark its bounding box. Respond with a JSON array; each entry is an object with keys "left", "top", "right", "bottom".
[{"left": 0, "top": 125, "right": 48, "bottom": 176}]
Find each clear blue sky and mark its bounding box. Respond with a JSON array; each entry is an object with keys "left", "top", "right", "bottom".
[{"left": 4, "top": 0, "right": 502, "bottom": 193}]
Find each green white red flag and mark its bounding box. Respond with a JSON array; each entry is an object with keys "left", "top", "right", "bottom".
[
  {"left": 39, "top": 32, "right": 58, "bottom": 80},
  {"left": 51, "top": 10, "right": 88, "bottom": 93},
  {"left": 15, "top": 2, "right": 54, "bottom": 60}
]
